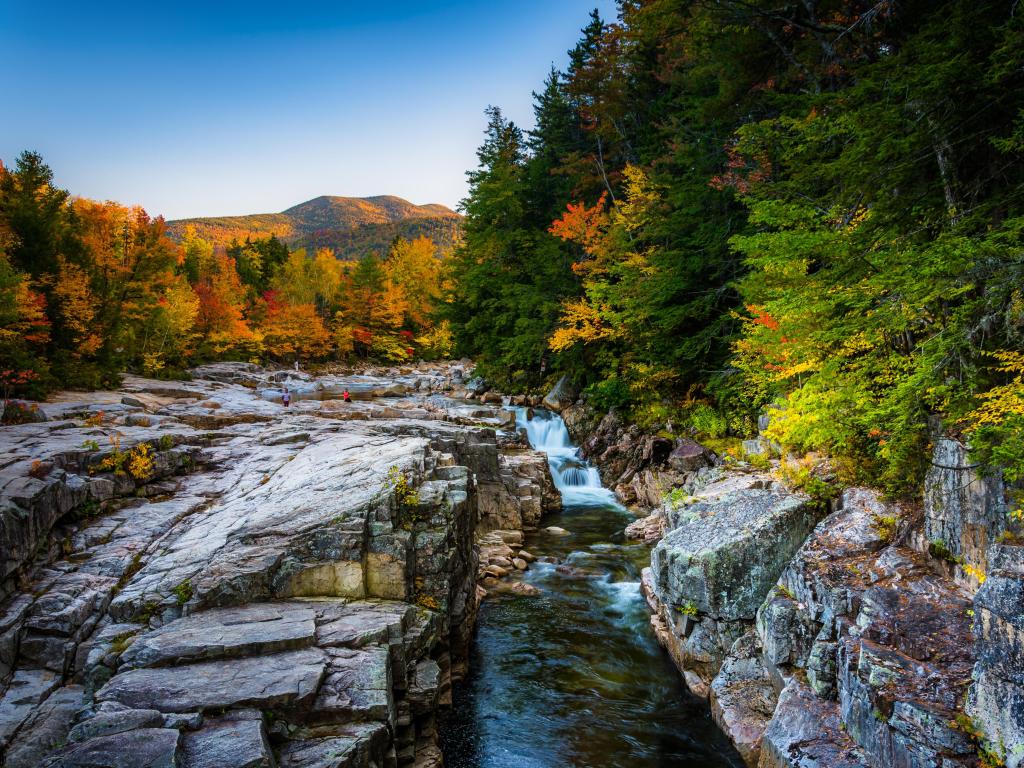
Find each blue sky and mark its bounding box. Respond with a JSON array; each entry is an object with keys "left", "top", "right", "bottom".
[{"left": 0, "top": 0, "right": 617, "bottom": 219}]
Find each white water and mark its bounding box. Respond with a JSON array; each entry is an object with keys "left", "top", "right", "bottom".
[{"left": 514, "top": 407, "right": 620, "bottom": 507}]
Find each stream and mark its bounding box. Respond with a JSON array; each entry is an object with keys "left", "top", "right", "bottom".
[{"left": 442, "top": 409, "right": 742, "bottom": 768}]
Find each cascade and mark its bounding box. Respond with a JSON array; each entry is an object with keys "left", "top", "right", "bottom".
[{"left": 513, "top": 407, "right": 615, "bottom": 506}]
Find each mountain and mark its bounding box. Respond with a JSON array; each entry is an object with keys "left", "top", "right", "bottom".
[{"left": 166, "top": 195, "right": 462, "bottom": 258}]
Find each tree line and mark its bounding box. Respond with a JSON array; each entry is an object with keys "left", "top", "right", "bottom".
[
  {"left": 443, "top": 0, "right": 1024, "bottom": 494},
  {"left": 0, "top": 152, "right": 452, "bottom": 399}
]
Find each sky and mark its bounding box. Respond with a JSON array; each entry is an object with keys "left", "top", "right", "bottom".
[{"left": 0, "top": 0, "right": 618, "bottom": 220}]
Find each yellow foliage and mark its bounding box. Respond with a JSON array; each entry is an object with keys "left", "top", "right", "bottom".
[
  {"left": 550, "top": 299, "right": 618, "bottom": 352},
  {"left": 969, "top": 351, "right": 1024, "bottom": 427}
]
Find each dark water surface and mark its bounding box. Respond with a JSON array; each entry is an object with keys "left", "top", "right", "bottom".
[{"left": 441, "top": 411, "right": 742, "bottom": 768}]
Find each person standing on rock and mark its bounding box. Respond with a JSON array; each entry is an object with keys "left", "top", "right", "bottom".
[
  {"left": 294, "top": 360, "right": 300, "bottom": 372},
  {"left": 343, "top": 389, "right": 351, "bottom": 403},
  {"left": 282, "top": 387, "right": 291, "bottom": 407}
]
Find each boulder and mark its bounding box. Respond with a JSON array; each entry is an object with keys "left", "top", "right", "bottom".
[
  {"left": 541, "top": 376, "right": 578, "bottom": 413},
  {"left": 759, "top": 678, "right": 867, "bottom": 768},
  {"left": 924, "top": 437, "right": 1008, "bottom": 571},
  {"left": 668, "top": 439, "right": 711, "bottom": 473},
  {"left": 651, "top": 490, "right": 818, "bottom": 622},
  {"left": 118, "top": 603, "right": 318, "bottom": 670}
]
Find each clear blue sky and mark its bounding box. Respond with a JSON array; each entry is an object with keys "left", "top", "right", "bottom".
[{"left": 0, "top": 0, "right": 617, "bottom": 220}]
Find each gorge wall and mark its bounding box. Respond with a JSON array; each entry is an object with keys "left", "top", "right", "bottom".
[{"left": 0, "top": 363, "right": 553, "bottom": 768}]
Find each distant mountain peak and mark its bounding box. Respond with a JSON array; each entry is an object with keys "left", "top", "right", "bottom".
[{"left": 166, "top": 194, "right": 461, "bottom": 259}]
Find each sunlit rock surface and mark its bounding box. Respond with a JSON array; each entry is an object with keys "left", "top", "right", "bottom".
[{"left": 0, "top": 362, "right": 554, "bottom": 766}]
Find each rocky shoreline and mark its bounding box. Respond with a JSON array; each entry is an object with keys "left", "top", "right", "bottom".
[
  {"left": 551, "top": 394, "right": 1023, "bottom": 768},
  {"left": 0, "top": 362, "right": 556, "bottom": 767},
  {"left": 2, "top": 363, "right": 1021, "bottom": 768}
]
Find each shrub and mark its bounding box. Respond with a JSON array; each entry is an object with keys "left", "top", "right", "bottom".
[
  {"left": 872, "top": 514, "right": 899, "bottom": 544},
  {"left": 385, "top": 465, "right": 420, "bottom": 509},
  {"left": 687, "top": 403, "right": 728, "bottom": 439}
]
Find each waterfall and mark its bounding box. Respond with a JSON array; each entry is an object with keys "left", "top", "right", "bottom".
[{"left": 514, "top": 407, "right": 618, "bottom": 507}]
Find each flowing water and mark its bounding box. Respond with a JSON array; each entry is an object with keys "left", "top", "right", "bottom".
[{"left": 442, "top": 409, "right": 742, "bottom": 768}]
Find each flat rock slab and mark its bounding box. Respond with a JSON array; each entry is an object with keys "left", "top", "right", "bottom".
[
  {"left": 651, "top": 490, "right": 818, "bottom": 621},
  {"left": 181, "top": 718, "right": 274, "bottom": 768},
  {"left": 40, "top": 727, "right": 181, "bottom": 768},
  {"left": 315, "top": 601, "right": 413, "bottom": 648},
  {"left": 119, "top": 602, "right": 318, "bottom": 669},
  {"left": 313, "top": 646, "right": 393, "bottom": 724},
  {"left": 277, "top": 723, "right": 389, "bottom": 768},
  {"left": 96, "top": 648, "right": 326, "bottom": 713}
]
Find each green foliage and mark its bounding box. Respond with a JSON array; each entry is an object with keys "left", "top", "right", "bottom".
[
  {"left": 675, "top": 601, "right": 699, "bottom": 617},
  {"left": 873, "top": 514, "right": 900, "bottom": 545},
  {"left": 687, "top": 404, "right": 728, "bottom": 440},
  {"left": 172, "top": 580, "right": 193, "bottom": 606},
  {"left": 929, "top": 539, "right": 959, "bottom": 565},
  {"left": 444, "top": 0, "right": 1024, "bottom": 499},
  {"left": 385, "top": 465, "right": 420, "bottom": 510}
]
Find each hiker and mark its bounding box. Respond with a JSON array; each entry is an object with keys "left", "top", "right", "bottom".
[
  {"left": 294, "top": 360, "right": 299, "bottom": 372},
  {"left": 282, "top": 388, "right": 291, "bottom": 407},
  {"left": 342, "top": 389, "right": 351, "bottom": 403}
]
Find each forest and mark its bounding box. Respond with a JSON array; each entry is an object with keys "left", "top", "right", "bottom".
[
  {"left": 2, "top": 0, "right": 1023, "bottom": 498},
  {"left": 0, "top": 152, "right": 453, "bottom": 397},
  {"left": 443, "top": 0, "right": 1024, "bottom": 496}
]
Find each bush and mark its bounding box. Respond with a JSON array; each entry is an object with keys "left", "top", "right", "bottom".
[{"left": 687, "top": 403, "right": 729, "bottom": 439}]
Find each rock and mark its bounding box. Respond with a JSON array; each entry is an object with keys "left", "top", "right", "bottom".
[
  {"left": 4, "top": 685, "right": 85, "bottom": 768},
  {"left": 118, "top": 603, "right": 318, "bottom": 669},
  {"left": 277, "top": 723, "right": 389, "bottom": 768},
  {"left": 96, "top": 648, "right": 327, "bottom": 713},
  {"left": 181, "top": 717, "right": 275, "bottom": 768},
  {"left": 544, "top": 526, "right": 571, "bottom": 536},
  {"left": 483, "top": 565, "right": 508, "bottom": 578},
  {"left": 709, "top": 631, "right": 776, "bottom": 767},
  {"left": 517, "top": 550, "right": 536, "bottom": 562},
  {"left": 512, "top": 558, "right": 528, "bottom": 571},
  {"left": 488, "top": 581, "right": 540, "bottom": 597},
  {"left": 925, "top": 436, "right": 1008, "bottom": 572},
  {"left": 759, "top": 678, "right": 867, "bottom": 768},
  {"left": 624, "top": 511, "right": 665, "bottom": 545},
  {"left": 313, "top": 646, "right": 393, "bottom": 724},
  {"left": 0, "top": 668, "right": 60, "bottom": 747},
  {"left": 464, "top": 377, "right": 488, "bottom": 396},
  {"left": 651, "top": 490, "right": 818, "bottom": 622},
  {"left": 668, "top": 439, "right": 711, "bottom": 473},
  {"left": 541, "top": 376, "right": 578, "bottom": 413},
  {"left": 68, "top": 708, "right": 165, "bottom": 743},
  {"left": 968, "top": 544, "right": 1024, "bottom": 768},
  {"left": 40, "top": 728, "right": 182, "bottom": 768}
]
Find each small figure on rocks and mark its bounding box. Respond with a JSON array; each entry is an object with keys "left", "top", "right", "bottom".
[
  {"left": 343, "top": 389, "right": 351, "bottom": 403},
  {"left": 282, "top": 388, "right": 291, "bottom": 407},
  {"left": 294, "top": 360, "right": 300, "bottom": 372}
]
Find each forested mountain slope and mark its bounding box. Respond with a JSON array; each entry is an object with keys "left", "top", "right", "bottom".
[{"left": 167, "top": 194, "right": 461, "bottom": 257}]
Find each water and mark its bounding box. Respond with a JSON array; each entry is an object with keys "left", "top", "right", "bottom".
[{"left": 441, "top": 409, "right": 742, "bottom": 768}]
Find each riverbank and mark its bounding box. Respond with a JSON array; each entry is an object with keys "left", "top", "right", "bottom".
[
  {"left": 0, "top": 362, "right": 556, "bottom": 767},
  {"left": 536, "top": 389, "right": 1024, "bottom": 768}
]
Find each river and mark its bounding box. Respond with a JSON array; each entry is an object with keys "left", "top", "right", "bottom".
[{"left": 442, "top": 408, "right": 742, "bottom": 768}]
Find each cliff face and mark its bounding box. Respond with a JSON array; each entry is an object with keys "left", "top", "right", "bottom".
[
  {"left": 564, "top": 392, "right": 1023, "bottom": 768},
  {"left": 0, "top": 363, "right": 550, "bottom": 768}
]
